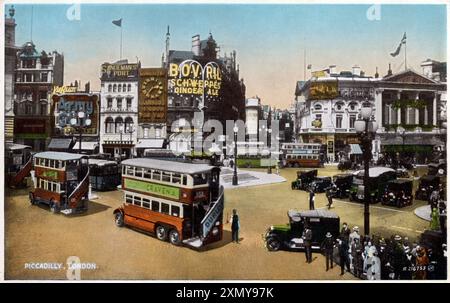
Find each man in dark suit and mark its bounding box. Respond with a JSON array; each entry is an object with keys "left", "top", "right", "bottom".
[
  {"left": 338, "top": 238, "right": 350, "bottom": 275},
  {"left": 321, "top": 232, "right": 335, "bottom": 271},
  {"left": 302, "top": 223, "right": 313, "bottom": 263},
  {"left": 309, "top": 188, "right": 315, "bottom": 210},
  {"left": 231, "top": 209, "right": 240, "bottom": 243}
]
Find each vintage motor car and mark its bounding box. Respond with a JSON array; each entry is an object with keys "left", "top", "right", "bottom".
[
  {"left": 264, "top": 209, "right": 340, "bottom": 251},
  {"left": 349, "top": 167, "right": 397, "bottom": 203},
  {"left": 310, "top": 176, "right": 333, "bottom": 193},
  {"left": 395, "top": 168, "right": 410, "bottom": 179},
  {"left": 337, "top": 159, "right": 352, "bottom": 171},
  {"left": 291, "top": 169, "right": 318, "bottom": 190},
  {"left": 415, "top": 175, "right": 441, "bottom": 201},
  {"left": 381, "top": 179, "right": 413, "bottom": 208},
  {"left": 332, "top": 173, "right": 353, "bottom": 198},
  {"left": 428, "top": 162, "right": 446, "bottom": 176}
]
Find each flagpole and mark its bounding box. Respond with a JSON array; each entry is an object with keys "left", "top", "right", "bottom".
[
  {"left": 120, "top": 25, "right": 123, "bottom": 60},
  {"left": 404, "top": 33, "right": 407, "bottom": 70},
  {"left": 303, "top": 49, "right": 306, "bottom": 81}
]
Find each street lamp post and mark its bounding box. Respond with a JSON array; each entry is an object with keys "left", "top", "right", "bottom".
[
  {"left": 267, "top": 128, "right": 272, "bottom": 174},
  {"left": 354, "top": 105, "right": 378, "bottom": 237},
  {"left": 70, "top": 110, "right": 91, "bottom": 154},
  {"left": 232, "top": 125, "right": 238, "bottom": 186}
]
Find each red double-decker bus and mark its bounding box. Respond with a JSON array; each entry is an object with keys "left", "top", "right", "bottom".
[{"left": 113, "top": 158, "right": 224, "bottom": 248}]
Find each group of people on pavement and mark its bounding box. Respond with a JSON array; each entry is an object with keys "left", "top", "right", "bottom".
[
  {"left": 319, "top": 222, "right": 447, "bottom": 280},
  {"left": 429, "top": 184, "right": 447, "bottom": 237}
]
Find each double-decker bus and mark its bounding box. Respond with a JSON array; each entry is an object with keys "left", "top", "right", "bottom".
[
  {"left": 5, "top": 143, "right": 33, "bottom": 187},
  {"left": 280, "top": 143, "right": 324, "bottom": 168},
  {"left": 114, "top": 158, "right": 224, "bottom": 248},
  {"left": 88, "top": 158, "right": 121, "bottom": 191},
  {"left": 29, "top": 152, "right": 90, "bottom": 214},
  {"left": 236, "top": 141, "right": 274, "bottom": 168}
]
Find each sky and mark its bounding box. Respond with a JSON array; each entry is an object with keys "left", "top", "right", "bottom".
[{"left": 6, "top": 3, "right": 447, "bottom": 108}]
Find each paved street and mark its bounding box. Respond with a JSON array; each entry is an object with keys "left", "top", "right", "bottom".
[{"left": 4, "top": 165, "right": 430, "bottom": 280}]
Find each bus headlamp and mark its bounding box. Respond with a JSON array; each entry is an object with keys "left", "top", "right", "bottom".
[{"left": 212, "top": 227, "right": 219, "bottom": 235}]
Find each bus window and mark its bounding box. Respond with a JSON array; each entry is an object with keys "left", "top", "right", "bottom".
[
  {"left": 133, "top": 196, "right": 142, "bottom": 207},
  {"left": 142, "top": 198, "right": 150, "bottom": 209},
  {"left": 144, "top": 169, "right": 151, "bottom": 179},
  {"left": 135, "top": 167, "right": 143, "bottom": 178},
  {"left": 126, "top": 194, "right": 133, "bottom": 204},
  {"left": 182, "top": 175, "right": 187, "bottom": 186},
  {"left": 126, "top": 166, "right": 134, "bottom": 176},
  {"left": 44, "top": 159, "right": 49, "bottom": 167},
  {"left": 172, "top": 173, "right": 181, "bottom": 184},
  {"left": 162, "top": 172, "right": 171, "bottom": 182},
  {"left": 193, "top": 173, "right": 207, "bottom": 185},
  {"left": 161, "top": 203, "right": 170, "bottom": 215},
  {"left": 171, "top": 205, "right": 180, "bottom": 217},
  {"left": 151, "top": 201, "right": 160, "bottom": 212},
  {"left": 153, "top": 170, "right": 161, "bottom": 181}
]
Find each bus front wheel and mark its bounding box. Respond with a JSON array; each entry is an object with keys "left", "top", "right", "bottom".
[
  {"left": 169, "top": 229, "right": 181, "bottom": 246},
  {"left": 156, "top": 225, "right": 168, "bottom": 241},
  {"left": 115, "top": 212, "right": 124, "bottom": 227},
  {"left": 49, "top": 201, "right": 59, "bottom": 214}
]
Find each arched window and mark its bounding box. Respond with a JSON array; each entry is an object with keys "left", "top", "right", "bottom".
[
  {"left": 108, "top": 84, "right": 112, "bottom": 92},
  {"left": 124, "top": 117, "right": 134, "bottom": 133},
  {"left": 335, "top": 102, "right": 344, "bottom": 111},
  {"left": 118, "top": 84, "right": 122, "bottom": 92},
  {"left": 348, "top": 102, "right": 358, "bottom": 111},
  {"left": 314, "top": 103, "right": 322, "bottom": 111},
  {"left": 105, "top": 117, "right": 114, "bottom": 133},
  {"left": 127, "top": 84, "right": 131, "bottom": 92},
  {"left": 115, "top": 116, "right": 123, "bottom": 133},
  {"left": 39, "top": 101, "right": 48, "bottom": 115},
  {"left": 113, "top": 84, "right": 117, "bottom": 92}
]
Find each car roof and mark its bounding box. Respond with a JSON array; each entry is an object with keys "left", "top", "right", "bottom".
[
  {"left": 121, "top": 158, "right": 215, "bottom": 174},
  {"left": 34, "top": 152, "right": 87, "bottom": 161},
  {"left": 356, "top": 167, "right": 395, "bottom": 177},
  {"left": 88, "top": 159, "right": 118, "bottom": 166},
  {"left": 334, "top": 173, "right": 353, "bottom": 178},
  {"left": 288, "top": 209, "right": 339, "bottom": 221}
]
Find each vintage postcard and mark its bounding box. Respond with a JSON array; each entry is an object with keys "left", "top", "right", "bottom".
[{"left": 1, "top": 0, "right": 448, "bottom": 285}]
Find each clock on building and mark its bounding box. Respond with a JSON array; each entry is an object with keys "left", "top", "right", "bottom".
[{"left": 142, "top": 77, "right": 164, "bottom": 99}]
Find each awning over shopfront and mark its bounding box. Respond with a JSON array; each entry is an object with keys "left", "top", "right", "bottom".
[
  {"left": 72, "top": 141, "right": 99, "bottom": 151},
  {"left": 349, "top": 144, "right": 363, "bottom": 155},
  {"left": 48, "top": 138, "right": 73, "bottom": 150},
  {"left": 135, "top": 139, "right": 165, "bottom": 149}
]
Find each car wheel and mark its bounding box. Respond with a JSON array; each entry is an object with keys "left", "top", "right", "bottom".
[
  {"left": 29, "top": 192, "right": 36, "bottom": 205},
  {"left": 49, "top": 201, "right": 59, "bottom": 214},
  {"left": 169, "top": 229, "right": 181, "bottom": 246},
  {"left": 266, "top": 237, "right": 281, "bottom": 251},
  {"left": 115, "top": 212, "right": 124, "bottom": 227},
  {"left": 156, "top": 225, "right": 168, "bottom": 241}
]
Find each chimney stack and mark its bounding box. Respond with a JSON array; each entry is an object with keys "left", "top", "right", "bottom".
[
  {"left": 329, "top": 65, "right": 337, "bottom": 75},
  {"left": 352, "top": 65, "right": 361, "bottom": 77},
  {"left": 387, "top": 63, "right": 392, "bottom": 76},
  {"left": 192, "top": 35, "right": 200, "bottom": 56}
]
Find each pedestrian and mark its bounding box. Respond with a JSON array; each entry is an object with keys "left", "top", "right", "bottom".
[
  {"left": 338, "top": 238, "right": 350, "bottom": 275},
  {"left": 326, "top": 187, "right": 334, "bottom": 209},
  {"left": 302, "top": 223, "right": 313, "bottom": 263},
  {"left": 309, "top": 188, "right": 315, "bottom": 210},
  {"left": 439, "top": 201, "right": 446, "bottom": 237},
  {"left": 429, "top": 187, "right": 439, "bottom": 211},
  {"left": 321, "top": 232, "right": 335, "bottom": 271},
  {"left": 430, "top": 208, "right": 440, "bottom": 231},
  {"left": 231, "top": 209, "right": 240, "bottom": 243},
  {"left": 340, "top": 222, "right": 350, "bottom": 243},
  {"left": 364, "top": 247, "right": 381, "bottom": 280},
  {"left": 229, "top": 158, "right": 235, "bottom": 169}
]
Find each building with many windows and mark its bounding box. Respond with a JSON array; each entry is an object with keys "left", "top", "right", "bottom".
[
  {"left": 99, "top": 60, "right": 139, "bottom": 158},
  {"left": 5, "top": 6, "right": 17, "bottom": 144},
  {"left": 295, "top": 65, "right": 378, "bottom": 162},
  {"left": 294, "top": 62, "right": 447, "bottom": 163},
  {"left": 13, "top": 41, "right": 64, "bottom": 151}
]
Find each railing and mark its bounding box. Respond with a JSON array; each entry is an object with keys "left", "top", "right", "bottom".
[
  {"left": 68, "top": 167, "right": 90, "bottom": 208},
  {"left": 9, "top": 156, "right": 32, "bottom": 187},
  {"left": 200, "top": 185, "right": 224, "bottom": 239}
]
